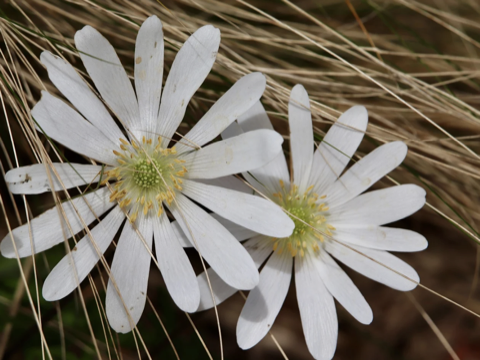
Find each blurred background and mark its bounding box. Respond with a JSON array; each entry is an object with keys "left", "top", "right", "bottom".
[{"left": 1, "top": 0, "right": 480, "bottom": 359}]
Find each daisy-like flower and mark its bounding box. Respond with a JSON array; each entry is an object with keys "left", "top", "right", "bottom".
[
  {"left": 194, "top": 85, "right": 428, "bottom": 359},
  {"left": 0, "top": 16, "right": 294, "bottom": 333}
]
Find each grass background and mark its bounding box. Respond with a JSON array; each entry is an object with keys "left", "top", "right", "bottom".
[{"left": 1, "top": 0, "right": 480, "bottom": 359}]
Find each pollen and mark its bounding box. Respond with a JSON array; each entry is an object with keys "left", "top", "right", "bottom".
[
  {"left": 106, "top": 137, "right": 187, "bottom": 222},
  {"left": 270, "top": 180, "right": 334, "bottom": 257}
]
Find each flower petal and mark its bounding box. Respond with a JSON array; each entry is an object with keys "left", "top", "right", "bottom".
[
  {"left": 289, "top": 84, "right": 313, "bottom": 192},
  {"left": 40, "top": 51, "right": 125, "bottom": 143},
  {"left": 197, "top": 236, "right": 272, "bottom": 311},
  {"left": 32, "top": 92, "right": 118, "bottom": 165},
  {"left": 156, "top": 25, "right": 220, "bottom": 145},
  {"left": 167, "top": 193, "right": 259, "bottom": 290},
  {"left": 42, "top": 206, "right": 125, "bottom": 301},
  {"left": 74, "top": 26, "right": 140, "bottom": 139},
  {"left": 329, "top": 184, "right": 426, "bottom": 226},
  {"left": 333, "top": 226, "right": 428, "bottom": 252},
  {"left": 325, "top": 241, "right": 419, "bottom": 291},
  {"left": 295, "top": 255, "right": 338, "bottom": 360},
  {"left": 135, "top": 15, "right": 164, "bottom": 138},
  {"left": 106, "top": 213, "right": 153, "bottom": 333},
  {"left": 182, "top": 179, "right": 294, "bottom": 237},
  {"left": 153, "top": 212, "right": 199, "bottom": 312},
  {"left": 326, "top": 141, "right": 408, "bottom": 209},
  {"left": 172, "top": 212, "right": 258, "bottom": 248},
  {"left": 308, "top": 105, "right": 368, "bottom": 194},
  {"left": 6, "top": 163, "right": 106, "bottom": 195},
  {"left": 1, "top": 187, "right": 113, "bottom": 258},
  {"left": 182, "top": 129, "right": 283, "bottom": 179},
  {"left": 237, "top": 252, "right": 292, "bottom": 349},
  {"left": 224, "top": 102, "right": 290, "bottom": 197},
  {"left": 177, "top": 73, "right": 266, "bottom": 153},
  {"left": 315, "top": 251, "right": 372, "bottom": 324},
  {"left": 198, "top": 176, "right": 252, "bottom": 194},
  {"left": 237, "top": 101, "right": 274, "bottom": 132}
]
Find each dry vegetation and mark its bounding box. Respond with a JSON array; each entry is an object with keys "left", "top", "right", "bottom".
[{"left": 1, "top": 0, "right": 480, "bottom": 359}]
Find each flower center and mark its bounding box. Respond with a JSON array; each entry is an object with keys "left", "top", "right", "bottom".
[
  {"left": 102, "top": 136, "right": 187, "bottom": 222},
  {"left": 271, "top": 180, "right": 335, "bottom": 257}
]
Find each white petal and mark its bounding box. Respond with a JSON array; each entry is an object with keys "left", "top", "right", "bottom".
[
  {"left": 326, "top": 142, "right": 408, "bottom": 208},
  {"left": 1, "top": 187, "right": 113, "bottom": 258},
  {"left": 244, "top": 152, "right": 290, "bottom": 198},
  {"left": 197, "top": 236, "right": 272, "bottom": 311},
  {"left": 167, "top": 193, "right": 259, "bottom": 290},
  {"left": 135, "top": 16, "right": 164, "bottom": 138},
  {"left": 237, "top": 100, "right": 275, "bottom": 131},
  {"left": 315, "top": 251, "right": 372, "bottom": 324},
  {"left": 75, "top": 26, "right": 140, "bottom": 139},
  {"left": 197, "top": 176, "right": 252, "bottom": 194},
  {"left": 106, "top": 213, "right": 153, "bottom": 333},
  {"left": 153, "top": 212, "right": 199, "bottom": 312},
  {"left": 329, "top": 184, "right": 426, "bottom": 226},
  {"left": 157, "top": 25, "right": 220, "bottom": 145},
  {"left": 32, "top": 92, "right": 118, "bottom": 165},
  {"left": 181, "top": 179, "right": 294, "bottom": 237},
  {"left": 6, "top": 163, "right": 106, "bottom": 195},
  {"left": 172, "top": 212, "right": 258, "bottom": 248},
  {"left": 308, "top": 105, "right": 368, "bottom": 194},
  {"left": 333, "top": 226, "right": 428, "bottom": 252},
  {"left": 325, "top": 241, "right": 419, "bottom": 291},
  {"left": 237, "top": 252, "right": 292, "bottom": 349},
  {"left": 295, "top": 255, "right": 338, "bottom": 360},
  {"left": 289, "top": 84, "right": 313, "bottom": 192},
  {"left": 40, "top": 51, "right": 125, "bottom": 143},
  {"left": 221, "top": 120, "right": 243, "bottom": 140},
  {"left": 43, "top": 206, "right": 125, "bottom": 301},
  {"left": 224, "top": 102, "right": 290, "bottom": 197},
  {"left": 182, "top": 129, "right": 283, "bottom": 179},
  {"left": 177, "top": 73, "right": 266, "bottom": 153},
  {"left": 172, "top": 216, "right": 256, "bottom": 248}
]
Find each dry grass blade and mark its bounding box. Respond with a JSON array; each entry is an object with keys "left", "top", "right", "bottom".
[{"left": 1, "top": 0, "right": 480, "bottom": 359}]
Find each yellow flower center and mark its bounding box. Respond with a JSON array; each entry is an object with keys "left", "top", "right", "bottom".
[
  {"left": 102, "top": 136, "right": 187, "bottom": 222},
  {"left": 271, "top": 180, "right": 335, "bottom": 257}
]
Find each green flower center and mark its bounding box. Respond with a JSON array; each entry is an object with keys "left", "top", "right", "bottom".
[
  {"left": 103, "top": 136, "right": 187, "bottom": 222},
  {"left": 287, "top": 207, "right": 309, "bottom": 235},
  {"left": 271, "top": 181, "right": 334, "bottom": 257},
  {"left": 133, "top": 159, "right": 162, "bottom": 188}
]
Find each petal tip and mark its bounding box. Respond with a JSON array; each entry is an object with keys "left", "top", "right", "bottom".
[
  {"left": 291, "top": 83, "right": 307, "bottom": 96},
  {"left": 74, "top": 25, "right": 99, "bottom": 47},
  {"left": 420, "top": 239, "right": 429, "bottom": 251},
  {"left": 39, "top": 51, "right": 55, "bottom": 65},
  {"left": 236, "top": 324, "right": 260, "bottom": 350},
  {"left": 342, "top": 105, "right": 368, "bottom": 129},
  {"left": 175, "top": 288, "right": 200, "bottom": 313},
  {"left": 42, "top": 285, "right": 57, "bottom": 302},
  {"left": 359, "top": 308, "right": 374, "bottom": 325},
  {"left": 142, "top": 14, "right": 163, "bottom": 30},
  {"left": 182, "top": 300, "right": 200, "bottom": 313},
  {"left": 0, "top": 238, "right": 15, "bottom": 259},
  {"left": 289, "top": 84, "right": 310, "bottom": 107},
  {"left": 239, "top": 269, "right": 260, "bottom": 290}
]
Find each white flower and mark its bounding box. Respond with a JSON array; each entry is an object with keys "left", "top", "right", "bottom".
[
  {"left": 194, "top": 85, "right": 427, "bottom": 359},
  {"left": 0, "top": 16, "right": 294, "bottom": 333}
]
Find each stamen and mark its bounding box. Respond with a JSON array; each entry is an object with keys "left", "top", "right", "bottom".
[
  {"left": 108, "top": 136, "right": 187, "bottom": 219},
  {"left": 270, "top": 182, "right": 334, "bottom": 257},
  {"left": 130, "top": 211, "right": 138, "bottom": 223}
]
